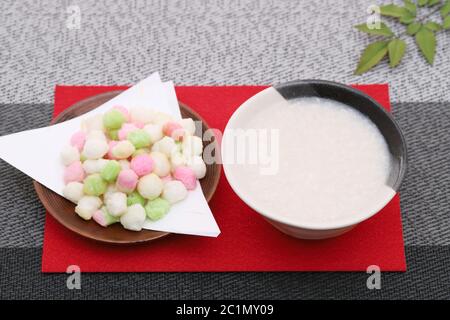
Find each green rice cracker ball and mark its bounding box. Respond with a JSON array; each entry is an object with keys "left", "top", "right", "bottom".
[
  {"left": 145, "top": 197, "right": 170, "bottom": 221},
  {"left": 103, "top": 109, "right": 126, "bottom": 130},
  {"left": 127, "top": 129, "right": 151, "bottom": 149},
  {"left": 100, "top": 160, "right": 121, "bottom": 182},
  {"left": 127, "top": 191, "right": 146, "bottom": 207},
  {"left": 107, "top": 128, "right": 119, "bottom": 140},
  {"left": 83, "top": 174, "right": 107, "bottom": 196}
]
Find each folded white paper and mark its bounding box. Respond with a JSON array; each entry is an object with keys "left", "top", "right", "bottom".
[{"left": 0, "top": 73, "right": 221, "bottom": 237}]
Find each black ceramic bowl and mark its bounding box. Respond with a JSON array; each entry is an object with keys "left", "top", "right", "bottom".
[{"left": 222, "top": 80, "right": 407, "bottom": 239}]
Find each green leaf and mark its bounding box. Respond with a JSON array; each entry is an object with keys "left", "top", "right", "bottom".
[
  {"left": 354, "top": 41, "right": 389, "bottom": 75},
  {"left": 388, "top": 39, "right": 407, "bottom": 67},
  {"left": 428, "top": 0, "right": 441, "bottom": 6},
  {"left": 441, "top": 0, "right": 450, "bottom": 17},
  {"left": 354, "top": 22, "right": 394, "bottom": 36},
  {"left": 424, "top": 21, "right": 442, "bottom": 30},
  {"left": 400, "top": 11, "right": 416, "bottom": 24},
  {"left": 404, "top": 0, "right": 417, "bottom": 14},
  {"left": 415, "top": 27, "right": 436, "bottom": 64},
  {"left": 443, "top": 15, "right": 450, "bottom": 29},
  {"left": 380, "top": 4, "right": 408, "bottom": 17},
  {"left": 418, "top": 0, "right": 429, "bottom": 6},
  {"left": 407, "top": 22, "right": 422, "bottom": 35}
]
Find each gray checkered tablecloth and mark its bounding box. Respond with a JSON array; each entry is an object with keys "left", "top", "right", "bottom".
[{"left": 0, "top": 0, "right": 449, "bottom": 299}]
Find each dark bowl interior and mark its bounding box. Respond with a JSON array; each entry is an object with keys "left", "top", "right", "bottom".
[{"left": 273, "top": 80, "right": 407, "bottom": 191}]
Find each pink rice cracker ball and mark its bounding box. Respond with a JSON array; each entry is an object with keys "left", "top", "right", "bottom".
[
  {"left": 173, "top": 166, "right": 197, "bottom": 190},
  {"left": 116, "top": 169, "right": 138, "bottom": 193},
  {"left": 70, "top": 131, "right": 86, "bottom": 151},
  {"left": 130, "top": 154, "right": 154, "bottom": 177},
  {"left": 64, "top": 161, "right": 85, "bottom": 184},
  {"left": 107, "top": 141, "right": 119, "bottom": 159},
  {"left": 163, "top": 121, "right": 185, "bottom": 141},
  {"left": 133, "top": 121, "right": 145, "bottom": 129},
  {"left": 118, "top": 123, "right": 138, "bottom": 140},
  {"left": 112, "top": 105, "right": 131, "bottom": 122}
]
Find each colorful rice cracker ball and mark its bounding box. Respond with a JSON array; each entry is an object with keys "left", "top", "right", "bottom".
[
  {"left": 75, "top": 196, "right": 102, "bottom": 220},
  {"left": 143, "top": 123, "right": 163, "bottom": 143},
  {"left": 116, "top": 169, "right": 139, "bottom": 194},
  {"left": 120, "top": 204, "right": 146, "bottom": 231},
  {"left": 93, "top": 206, "right": 119, "bottom": 227},
  {"left": 63, "top": 182, "right": 84, "bottom": 204},
  {"left": 127, "top": 191, "right": 146, "bottom": 207},
  {"left": 82, "top": 159, "right": 109, "bottom": 175},
  {"left": 170, "top": 151, "right": 187, "bottom": 172},
  {"left": 163, "top": 121, "right": 185, "bottom": 141},
  {"left": 83, "top": 174, "right": 107, "bottom": 196},
  {"left": 100, "top": 160, "right": 121, "bottom": 182},
  {"left": 150, "top": 151, "right": 171, "bottom": 177},
  {"left": 173, "top": 166, "right": 197, "bottom": 190},
  {"left": 137, "top": 173, "right": 163, "bottom": 200},
  {"left": 103, "top": 108, "right": 126, "bottom": 130},
  {"left": 87, "top": 129, "right": 107, "bottom": 142},
  {"left": 145, "top": 197, "right": 170, "bottom": 221},
  {"left": 179, "top": 118, "right": 196, "bottom": 136},
  {"left": 127, "top": 129, "right": 151, "bottom": 149},
  {"left": 107, "top": 128, "right": 119, "bottom": 141},
  {"left": 112, "top": 105, "right": 131, "bottom": 122},
  {"left": 82, "top": 139, "right": 109, "bottom": 160},
  {"left": 81, "top": 114, "right": 104, "bottom": 133},
  {"left": 187, "top": 155, "right": 207, "bottom": 179},
  {"left": 64, "top": 161, "right": 85, "bottom": 184},
  {"left": 61, "top": 145, "right": 80, "bottom": 166},
  {"left": 105, "top": 192, "right": 128, "bottom": 217},
  {"left": 118, "top": 123, "right": 138, "bottom": 140},
  {"left": 130, "top": 154, "right": 154, "bottom": 177},
  {"left": 162, "top": 180, "right": 188, "bottom": 204},
  {"left": 130, "top": 107, "right": 154, "bottom": 124},
  {"left": 182, "top": 135, "right": 203, "bottom": 157},
  {"left": 111, "top": 140, "right": 136, "bottom": 159},
  {"left": 70, "top": 131, "right": 86, "bottom": 151},
  {"left": 151, "top": 136, "right": 177, "bottom": 157}
]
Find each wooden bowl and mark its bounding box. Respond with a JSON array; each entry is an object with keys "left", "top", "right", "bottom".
[{"left": 33, "top": 90, "right": 221, "bottom": 244}]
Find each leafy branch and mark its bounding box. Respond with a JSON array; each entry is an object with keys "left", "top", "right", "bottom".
[{"left": 354, "top": 0, "right": 450, "bottom": 75}]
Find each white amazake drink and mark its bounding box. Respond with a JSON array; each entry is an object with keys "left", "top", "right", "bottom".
[{"left": 225, "top": 96, "right": 395, "bottom": 228}]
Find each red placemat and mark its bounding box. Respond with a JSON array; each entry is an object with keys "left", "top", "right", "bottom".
[{"left": 42, "top": 84, "right": 406, "bottom": 272}]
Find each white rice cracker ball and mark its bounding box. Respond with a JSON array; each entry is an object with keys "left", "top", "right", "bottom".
[
  {"left": 63, "top": 182, "right": 84, "bottom": 204},
  {"left": 75, "top": 196, "right": 102, "bottom": 220},
  {"left": 119, "top": 159, "right": 131, "bottom": 170},
  {"left": 61, "top": 145, "right": 80, "bottom": 166},
  {"left": 151, "top": 136, "right": 177, "bottom": 157},
  {"left": 150, "top": 151, "right": 171, "bottom": 177},
  {"left": 81, "top": 114, "right": 104, "bottom": 133},
  {"left": 105, "top": 192, "right": 128, "bottom": 217},
  {"left": 143, "top": 123, "right": 163, "bottom": 143},
  {"left": 162, "top": 180, "right": 188, "bottom": 204},
  {"left": 137, "top": 173, "right": 163, "bottom": 200},
  {"left": 112, "top": 140, "right": 135, "bottom": 159},
  {"left": 82, "top": 159, "right": 109, "bottom": 174},
  {"left": 130, "top": 107, "right": 154, "bottom": 124},
  {"left": 187, "top": 155, "right": 207, "bottom": 179},
  {"left": 104, "top": 184, "right": 118, "bottom": 201},
  {"left": 82, "top": 139, "right": 109, "bottom": 160},
  {"left": 120, "top": 204, "right": 146, "bottom": 231},
  {"left": 179, "top": 118, "right": 196, "bottom": 136},
  {"left": 87, "top": 129, "right": 107, "bottom": 142},
  {"left": 170, "top": 151, "right": 187, "bottom": 172},
  {"left": 182, "top": 135, "right": 203, "bottom": 157}
]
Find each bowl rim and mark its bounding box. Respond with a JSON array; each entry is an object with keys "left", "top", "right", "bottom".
[{"left": 221, "top": 79, "right": 408, "bottom": 231}]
